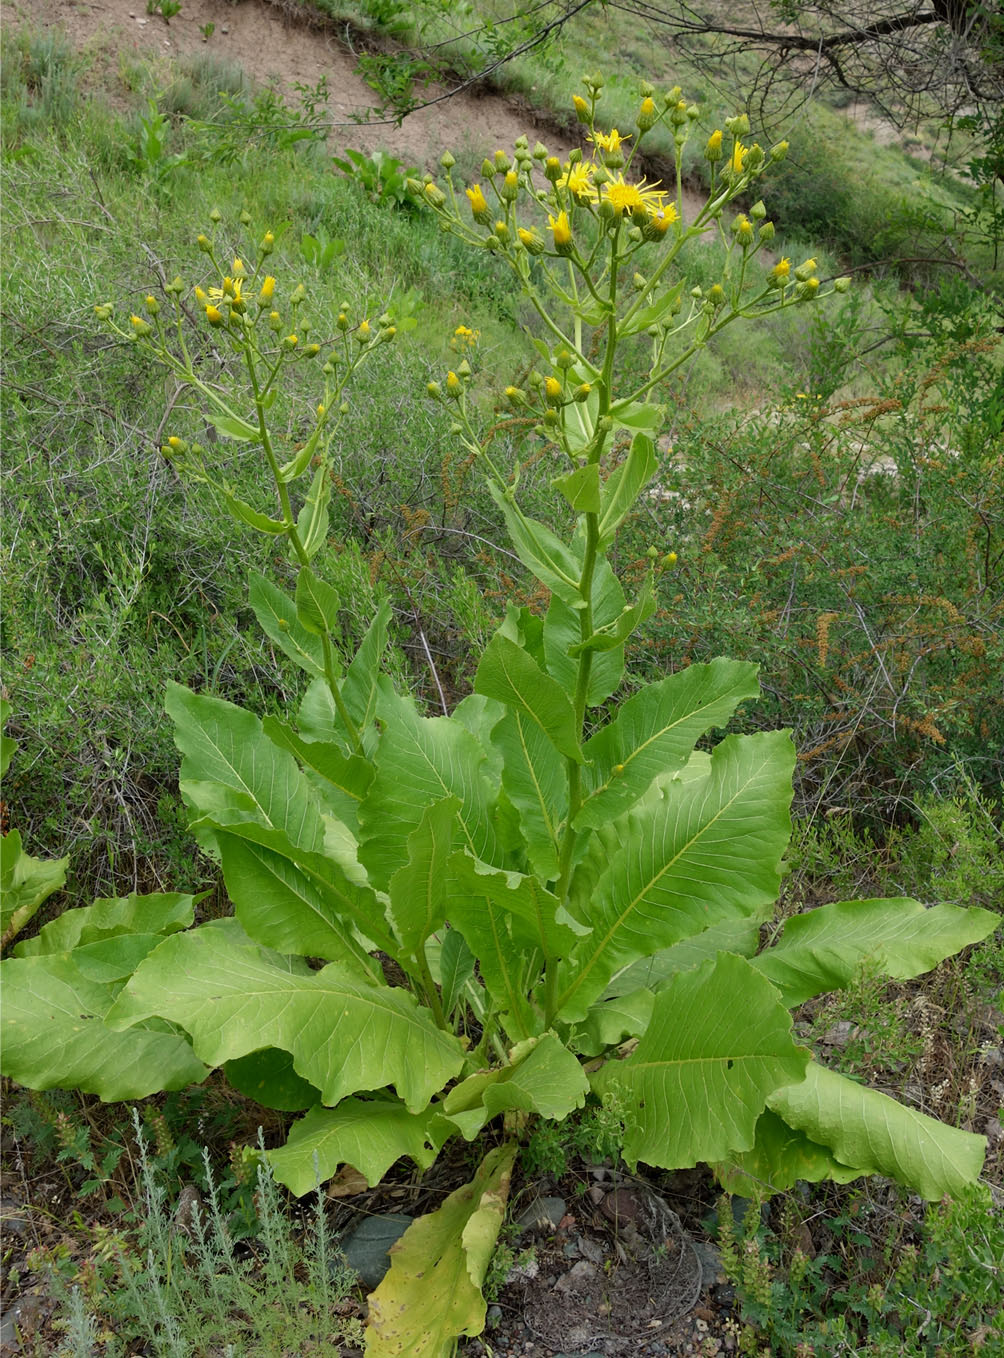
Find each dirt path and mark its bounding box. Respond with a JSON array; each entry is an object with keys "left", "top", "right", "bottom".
[{"left": 4, "top": 0, "right": 583, "bottom": 170}]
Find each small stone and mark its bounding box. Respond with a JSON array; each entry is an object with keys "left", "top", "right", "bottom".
[
  {"left": 516, "top": 1195, "right": 566, "bottom": 1234},
  {"left": 555, "top": 1259, "right": 596, "bottom": 1293},
  {"left": 341, "top": 1213, "right": 413, "bottom": 1289}
]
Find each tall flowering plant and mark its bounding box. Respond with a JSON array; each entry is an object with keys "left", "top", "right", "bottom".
[{"left": 2, "top": 78, "right": 994, "bottom": 1357}]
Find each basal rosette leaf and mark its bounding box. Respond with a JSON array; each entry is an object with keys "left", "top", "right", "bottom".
[
  {"left": 601, "top": 917, "right": 761, "bottom": 999},
  {"left": 556, "top": 730, "right": 794, "bottom": 1021},
  {"left": 768, "top": 1061, "right": 987, "bottom": 1200},
  {"left": 106, "top": 920, "right": 466, "bottom": 1112},
  {"left": 576, "top": 659, "right": 761, "bottom": 830},
  {"left": 753, "top": 898, "right": 1000, "bottom": 1007},
  {"left": 1, "top": 894, "right": 208, "bottom": 1099},
  {"left": 592, "top": 954, "right": 808, "bottom": 1169},
  {"left": 366, "top": 1143, "right": 517, "bottom": 1356},
  {"left": 359, "top": 690, "right": 506, "bottom": 892},
  {"left": 1, "top": 831, "right": 69, "bottom": 951},
  {"left": 269, "top": 1098, "right": 449, "bottom": 1196},
  {"left": 224, "top": 1048, "right": 321, "bottom": 1112},
  {"left": 714, "top": 1109, "right": 866, "bottom": 1197},
  {"left": 261, "top": 717, "right": 373, "bottom": 830}
]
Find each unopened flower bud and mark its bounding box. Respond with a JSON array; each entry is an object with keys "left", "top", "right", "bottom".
[
  {"left": 260, "top": 230, "right": 275, "bottom": 254},
  {"left": 646, "top": 545, "right": 658, "bottom": 559},
  {"left": 197, "top": 234, "right": 212, "bottom": 253},
  {"left": 268, "top": 309, "right": 282, "bottom": 330},
  {"left": 290, "top": 283, "right": 306, "bottom": 306},
  {"left": 166, "top": 276, "right": 184, "bottom": 295},
  {"left": 258, "top": 275, "right": 276, "bottom": 305},
  {"left": 204, "top": 305, "right": 224, "bottom": 326},
  {"left": 544, "top": 156, "right": 562, "bottom": 182},
  {"left": 768, "top": 257, "right": 790, "bottom": 288},
  {"left": 732, "top": 214, "right": 755, "bottom": 247},
  {"left": 494, "top": 220, "right": 509, "bottom": 242},
  {"left": 446, "top": 371, "right": 462, "bottom": 398},
  {"left": 481, "top": 158, "right": 496, "bottom": 179},
  {"left": 304, "top": 343, "right": 321, "bottom": 357},
  {"left": 283, "top": 333, "right": 298, "bottom": 349},
  {"left": 379, "top": 325, "right": 396, "bottom": 343},
  {"left": 209, "top": 207, "right": 222, "bottom": 223},
  {"left": 758, "top": 221, "right": 775, "bottom": 243},
  {"left": 166, "top": 436, "right": 188, "bottom": 454},
  {"left": 633, "top": 272, "right": 647, "bottom": 290},
  {"left": 705, "top": 130, "right": 723, "bottom": 162},
  {"left": 670, "top": 98, "right": 688, "bottom": 127},
  {"left": 518, "top": 227, "right": 545, "bottom": 255},
  {"left": 128, "top": 313, "right": 151, "bottom": 336},
  {"left": 794, "top": 258, "right": 818, "bottom": 282},
  {"left": 93, "top": 303, "right": 113, "bottom": 320},
  {"left": 662, "top": 551, "right": 678, "bottom": 568},
  {"left": 504, "top": 386, "right": 526, "bottom": 407},
  {"left": 707, "top": 284, "right": 725, "bottom": 307},
  {"left": 833, "top": 276, "right": 852, "bottom": 293},
  {"left": 440, "top": 150, "right": 456, "bottom": 170},
  {"left": 466, "top": 183, "right": 491, "bottom": 225},
  {"left": 796, "top": 277, "right": 820, "bottom": 300},
  {"left": 750, "top": 200, "right": 767, "bottom": 221},
  {"left": 771, "top": 140, "right": 789, "bottom": 162},
  {"left": 427, "top": 381, "right": 442, "bottom": 401},
  {"left": 533, "top": 141, "right": 548, "bottom": 160},
  {"left": 543, "top": 408, "right": 560, "bottom": 426},
  {"left": 726, "top": 113, "right": 750, "bottom": 137},
  {"left": 355, "top": 319, "right": 371, "bottom": 343},
  {"left": 494, "top": 149, "right": 511, "bottom": 172},
  {"left": 501, "top": 170, "right": 519, "bottom": 202},
  {"left": 423, "top": 183, "right": 446, "bottom": 208},
  {"left": 572, "top": 94, "right": 590, "bottom": 124},
  {"left": 573, "top": 383, "right": 592, "bottom": 402},
  {"left": 637, "top": 96, "right": 657, "bottom": 131}
]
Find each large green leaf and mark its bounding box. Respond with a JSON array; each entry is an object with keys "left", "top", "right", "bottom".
[
  {"left": 248, "top": 572, "right": 325, "bottom": 680},
  {"left": 714, "top": 1109, "right": 866, "bottom": 1197},
  {"left": 753, "top": 898, "right": 1000, "bottom": 1007},
  {"left": 474, "top": 632, "right": 583, "bottom": 762},
  {"left": 295, "top": 603, "right": 394, "bottom": 750},
  {"left": 107, "top": 922, "right": 465, "bottom": 1112},
  {"left": 543, "top": 556, "right": 626, "bottom": 707},
  {"left": 269, "top": 1098, "right": 448, "bottom": 1196},
  {"left": 597, "top": 431, "right": 659, "bottom": 546},
  {"left": 492, "top": 708, "right": 567, "bottom": 881},
  {"left": 214, "top": 826, "right": 392, "bottom": 972},
  {"left": 592, "top": 954, "right": 808, "bottom": 1169},
  {"left": 576, "top": 659, "right": 760, "bottom": 830},
  {"left": 359, "top": 691, "right": 505, "bottom": 892},
  {"left": 487, "top": 482, "right": 583, "bottom": 605},
  {"left": 13, "top": 891, "right": 196, "bottom": 958},
  {"left": 262, "top": 718, "right": 373, "bottom": 828},
  {"left": 443, "top": 1033, "right": 589, "bottom": 1137},
  {"left": 167, "top": 684, "right": 324, "bottom": 854},
  {"left": 294, "top": 566, "right": 341, "bottom": 638},
  {"left": 1, "top": 932, "right": 208, "bottom": 1100},
  {"left": 601, "top": 917, "right": 761, "bottom": 999},
  {"left": 557, "top": 731, "right": 794, "bottom": 1020},
  {"left": 448, "top": 853, "right": 582, "bottom": 1040},
  {"left": 0, "top": 698, "right": 16, "bottom": 777},
  {"left": 366, "top": 1143, "right": 516, "bottom": 1356},
  {"left": 224, "top": 1048, "right": 321, "bottom": 1112},
  {"left": 1, "top": 831, "right": 69, "bottom": 950},
  {"left": 388, "top": 797, "right": 459, "bottom": 957},
  {"left": 768, "top": 1061, "right": 987, "bottom": 1200}
]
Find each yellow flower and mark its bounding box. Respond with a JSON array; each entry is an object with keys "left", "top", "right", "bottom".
[
  {"left": 232, "top": 258, "right": 246, "bottom": 278},
  {"left": 731, "top": 141, "right": 748, "bottom": 174},
  {"left": 209, "top": 277, "right": 244, "bottom": 310},
  {"left": 258, "top": 275, "right": 275, "bottom": 305},
  {"left": 637, "top": 96, "right": 657, "bottom": 131},
  {"left": 643, "top": 202, "right": 678, "bottom": 238},
  {"left": 602, "top": 173, "right": 667, "bottom": 217},
  {"left": 572, "top": 94, "right": 590, "bottom": 124},
  {"left": 501, "top": 170, "right": 519, "bottom": 202},
  {"left": 705, "top": 129, "right": 723, "bottom": 162},
  {"left": 557, "top": 161, "right": 597, "bottom": 203},
  {"left": 466, "top": 183, "right": 491, "bottom": 224},
  {"left": 589, "top": 127, "right": 630, "bottom": 154},
  {"left": 548, "top": 210, "right": 573, "bottom": 253},
  {"left": 544, "top": 376, "right": 563, "bottom": 404},
  {"left": 205, "top": 305, "right": 224, "bottom": 326},
  {"left": 446, "top": 370, "right": 462, "bottom": 397},
  {"left": 768, "top": 257, "right": 791, "bottom": 288}
]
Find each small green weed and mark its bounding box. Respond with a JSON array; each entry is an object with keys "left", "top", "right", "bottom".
[{"left": 332, "top": 147, "right": 423, "bottom": 209}]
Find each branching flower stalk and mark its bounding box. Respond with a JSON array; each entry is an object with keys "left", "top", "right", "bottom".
[
  {"left": 97, "top": 227, "right": 400, "bottom": 754},
  {"left": 421, "top": 79, "right": 847, "bottom": 1026}
]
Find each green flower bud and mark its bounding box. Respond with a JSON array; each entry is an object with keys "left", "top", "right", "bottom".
[
  {"left": 129, "top": 313, "right": 152, "bottom": 336},
  {"left": 165, "top": 276, "right": 184, "bottom": 295},
  {"left": 794, "top": 258, "right": 818, "bottom": 282},
  {"left": 533, "top": 141, "right": 549, "bottom": 160},
  {"left": 423, "top": 183, "right": 446, "bottom": 208},
  {"left": 555, "top": 349, "right": 575, "bottom": 369},
  {"left": 427, "top": 381, "right": 442, "bottom": 401},
  {"left": 209, "top": 207, "right": 222, "bottom": 223},
  {"left": 268, "top": 309, "right": 282, "bottom": 331},
  {"left": 543, "top": 408, "right": 560, "bottom": 426},
  {"left": 732, "top": 214, "right": 755, "bottom": 247},
  {"left": 501, "top": 170, "right": 519, "bottom": 202},
  {"left": 494, "top": 149, "right": 511, "bottom": 172},
  {"left": 304, "top": 343, "right": 321, "bottom": 357},
  {"left": 770, "top": 140, "right": 789, "bottom": 162},
  {"left": 758, "top": 221, "right": 775, "bottom": 243},
  {"left": 196, "top": 234, "right": 212, "bottom": 253},
  {"left": 646, "top": 545, "right": 658, "bottom": 559},
  {"left": 260, "top": 231, "right": 275, "bottom": 254},
  {"left": 662, "top": 551, "right": 678, "bottom": 568},
  {"left": 633, "top": 272, "right": 647, "bottom": 290},
  {"left": 93, "top": 303, "right": 113, "bottom": 320},
  {"left": 504, "top": 386, "right": 526, "bottom": 407},
  {"left": 406, "top": 178, "right": 425, "bottom": 198},
  {"left": 544, "top": 156, "right": 563, "bottom": 182},
  {"left": 290, "top": 283, "right": 306, "bottom": 307},
  {"left": 573, "top": 383, "right": 592, "bottom": 402},
  {"left": 282, "top": 333, "right": 298, "bottom": 350},
  {"left": 240, "top": 209, "right": 252, "bottom": 225},
  {"left": 481, "top": 158, "right": 496, "bottom": 179},
  {"left": 336, "top": 312, "right": 348, "bottom": 330},
  {"left": 833, "top": 276, "right": 852, "bottom": 293},
  {"left": 707, "top": 284, "right": 725, "bottom": 307},
  {"left": 440, "top": 150, "right": 456, "bottom": 170}
]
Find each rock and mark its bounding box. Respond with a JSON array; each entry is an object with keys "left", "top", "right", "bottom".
[
  {"left": 516, "top": 1195, "right": 566, "bottom": 1234},
  {"left": 691, "top": 1239, "right": 724, "bottom": 1287},
  {"left": 554, "top": 1259, "right": 597, "bottom": 1293},
  {"left": 340, "top": 1212, "right": 413, "bottom": 1289}
]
